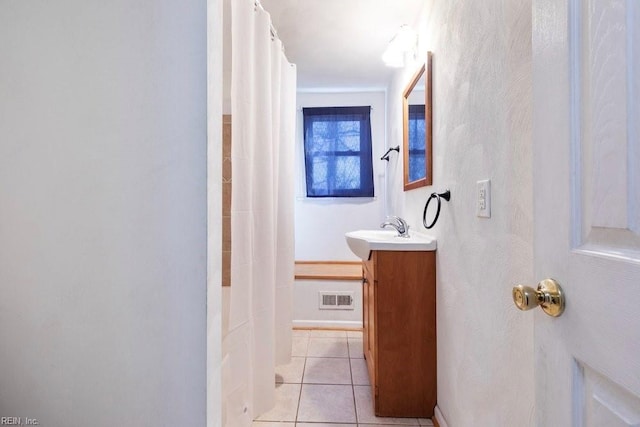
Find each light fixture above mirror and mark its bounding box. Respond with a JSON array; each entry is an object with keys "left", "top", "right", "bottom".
[{"left": 382, "top": 25, "right": 417, "bottom": 68}]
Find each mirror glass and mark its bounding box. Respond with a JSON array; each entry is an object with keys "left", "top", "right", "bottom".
[{"left": 403, "top": 52, "right": 432, "bottom": 191}]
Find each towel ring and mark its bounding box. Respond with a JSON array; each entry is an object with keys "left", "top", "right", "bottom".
[{"left": 423, "top": 190, "right": 451, "bottom": 229}]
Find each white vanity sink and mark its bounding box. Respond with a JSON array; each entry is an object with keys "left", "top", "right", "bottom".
[{"left": 345, "top": 229, "right": 437, "bottom": 260}]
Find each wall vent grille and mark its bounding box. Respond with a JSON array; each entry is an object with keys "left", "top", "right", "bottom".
[
  {"left": 319, "top": 291, "right": 354, "bottom": 310},
  {"left": 322, "top": 294, "right": 337, "bottom": 306}
]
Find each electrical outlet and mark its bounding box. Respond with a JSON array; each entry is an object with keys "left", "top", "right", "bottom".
[{"left": 477, "top": 180, "right": 491, "bottom": 218}]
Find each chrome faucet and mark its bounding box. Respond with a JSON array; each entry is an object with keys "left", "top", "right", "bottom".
[{"left": 380, "top": 215, "right": 410, "bottom": 237}]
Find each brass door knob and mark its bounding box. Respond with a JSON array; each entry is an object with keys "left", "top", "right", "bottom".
[{"left": 512, "top": 278, "right": 565, "bottom": 317}]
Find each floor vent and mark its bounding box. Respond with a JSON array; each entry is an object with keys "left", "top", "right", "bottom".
[{"left": 319, "top": 291, "right": 355, "bottom": 310}]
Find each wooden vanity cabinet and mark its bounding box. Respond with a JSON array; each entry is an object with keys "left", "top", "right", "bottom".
[{"left": 361, "top": 250, "right": 436, "bottom": 418}]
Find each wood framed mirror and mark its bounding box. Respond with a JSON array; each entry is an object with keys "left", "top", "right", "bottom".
[{"left": 403, "top": 52, "right": 433, "bottom": 191}]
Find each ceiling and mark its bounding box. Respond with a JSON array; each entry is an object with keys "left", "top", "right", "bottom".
[{"left": 259, "top": 0, "right": 425, "bottom": 90}]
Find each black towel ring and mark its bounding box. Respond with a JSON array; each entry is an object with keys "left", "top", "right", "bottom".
[{"left": 423, "top": 190, "right": 451, "bottom": 229}]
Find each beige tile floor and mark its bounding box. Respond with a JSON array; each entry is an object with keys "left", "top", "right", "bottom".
[{"left": 253, "top": 329, "right": 434, "bottom": 427}]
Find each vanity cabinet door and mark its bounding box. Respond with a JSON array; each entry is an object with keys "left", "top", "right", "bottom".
[
  {"left": 372, "top": 250, "right": 436, "bottom": 418},
  {"left": 362, "top": 260, "right": 376, "bottom": 390},
  {"left": 362, "top": 271, "right": 369, "bottom": 357}
]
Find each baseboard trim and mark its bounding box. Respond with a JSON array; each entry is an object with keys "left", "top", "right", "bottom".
[
  {"left": 434, "top": 405, "right": 448, "bottom": 427},
  {"left": 293, "top": 319, "right": 363, "bottom": 329}
]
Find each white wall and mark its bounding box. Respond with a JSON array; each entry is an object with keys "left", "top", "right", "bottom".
[
  {"left": 295, "top": 91, "right": 387, "bottom": 261},
  {"left": 208, "top": 0, "right": 223, "bottom": 426},
  {"left": 0, "top": 1, "right": 208, "bottom": 426},
  {"left": 386, "top": 1, "right": 535, "bottom": 425},
  {"left": 222, "top": 0, "right": 232, "bottom": 114},
  {"left": 293, "top": 279, "right": 362, "bottom": 329}
]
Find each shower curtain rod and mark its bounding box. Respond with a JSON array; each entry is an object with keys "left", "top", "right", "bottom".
[{"left": 254, "top": 0, "right": 278, "bottom": 40}]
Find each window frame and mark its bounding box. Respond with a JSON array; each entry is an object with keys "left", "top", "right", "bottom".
[{"left": 407, "top": 104, "right": 426, "bottom": 182}]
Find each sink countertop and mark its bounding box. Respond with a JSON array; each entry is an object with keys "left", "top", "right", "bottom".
[{"left": 345, "top": 229, "right": 437, "bottom": 260}]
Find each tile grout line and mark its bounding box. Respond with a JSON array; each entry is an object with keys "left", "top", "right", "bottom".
[
  {"left": 347, "top": 332, "right": 359, "bottom": 426},
  {"left": 293, "top": 349, "right": 308, "bottom": 425}
]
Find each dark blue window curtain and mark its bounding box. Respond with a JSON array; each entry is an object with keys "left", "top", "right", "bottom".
[
  {"left": 408, "top": 104, "right": 426, "bottom": 182},
  {"left": 303, "top": 106, "right": 374, "bottom": 197}
]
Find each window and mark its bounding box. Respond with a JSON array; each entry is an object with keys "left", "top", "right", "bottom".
[
  {"left": 407, "top": 104, "right": 426, "bottom": 182},
  {"left": 302, "top": 106, "right": 374, "bottom": 197}
]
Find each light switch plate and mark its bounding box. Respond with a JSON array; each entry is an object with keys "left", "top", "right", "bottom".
[{"left": 477, "top": 179, "right": 491, "bottom": 218}]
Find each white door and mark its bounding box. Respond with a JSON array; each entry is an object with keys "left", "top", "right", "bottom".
[{"left": 532, "top": 0, "right": 640, "bottom": 425}]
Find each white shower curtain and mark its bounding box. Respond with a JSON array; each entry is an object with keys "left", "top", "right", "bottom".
[{"left": 222, "top": 0, "right": 296, "bottom": 425}]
